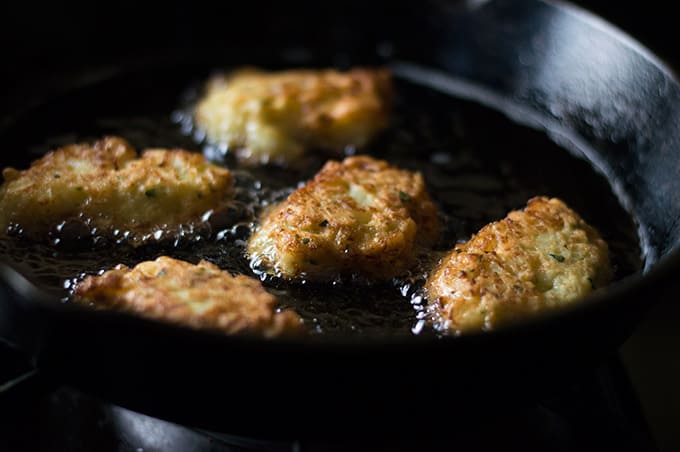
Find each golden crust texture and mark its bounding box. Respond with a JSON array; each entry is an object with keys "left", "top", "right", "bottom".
[
  {"left": 194, "top": 68, "right": 392, "bottom": 165},
  {"left": 0, "top": 137, "right": 233, "bottom": 246},
  {"left": 247, "top": 155, "right": 440, "bottom": 281},
  {"left": 73, "top": 256, "right": 304, "bottom": 337},
  {"left": 425, "top": 197, "right": 612, "bottom": 334}
]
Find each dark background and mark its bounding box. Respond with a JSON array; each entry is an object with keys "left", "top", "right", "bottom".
[
  {"left": 2, "top": 1, "right": 678, "bottom": 107},
  {"left": 1, "top": 1, "right": 678, "bottom": 451}
]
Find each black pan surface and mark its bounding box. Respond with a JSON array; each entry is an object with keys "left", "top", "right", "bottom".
[{"left": 2, "top": 0, "right": 680, "bottom": 437}]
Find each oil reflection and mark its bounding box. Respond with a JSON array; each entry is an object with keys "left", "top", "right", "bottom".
[{"left": 110, "top": 405, "right": 210, "bottom": 452}]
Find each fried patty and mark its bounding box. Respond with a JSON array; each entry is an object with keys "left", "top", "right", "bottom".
[
  {"left": 194, "top": 68, "right": 392, "bottom": 165},
  {"left": 0, "top": 137, "right": 233, "bottom": 246},
  {"left": 425, "top": 197, "right": 612, "bottom": 334},
  {"left": 73, "top": 256, "right": 304, "bottom": 337},
  {"left": 247, "top": 155, "right": 440, "bottom": 281}
]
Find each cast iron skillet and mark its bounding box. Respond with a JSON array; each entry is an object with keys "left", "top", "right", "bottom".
[{"left": 2, "top": 0, "right": 680, "bottom": 437}]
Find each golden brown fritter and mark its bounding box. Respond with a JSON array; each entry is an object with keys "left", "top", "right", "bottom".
[
  {"left": 425, "top": 197, "right": 612, "bottom": 334},
  {"left": 194, "top": 68, "right": 392, "bottom": 165},
  {"left": 73, "top": 256, "right": 304, "bottom": 337},
  {"left": 247, "top": 155, "right": 440, "bottom": 281},
  {"left": 0, "top": 137, "right": 233, "bottom": 246}
]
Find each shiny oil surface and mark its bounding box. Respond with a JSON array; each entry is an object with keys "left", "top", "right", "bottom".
[{"left": 0, "top": 74, "right": 643, "bottom": 336}]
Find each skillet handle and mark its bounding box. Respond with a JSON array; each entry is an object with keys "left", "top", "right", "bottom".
[{"left": 0, "top": 338, "right": 46, "bottom": 417}]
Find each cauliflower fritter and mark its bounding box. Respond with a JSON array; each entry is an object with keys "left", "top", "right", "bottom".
[
  {"left": 194, "top": 68, "right": 392, "bottom": 165},
  {"left": 425, "top": 197, "right": 612, "bottom": 334},
  {"left": 73, "top": 256, "right": 304, "bottom": 337},
  {"left": 247, "top": 155, "right": 440, "bottom": 281},
  {"left": 0, "top": 137, "right": 233, "bottom": 246}
]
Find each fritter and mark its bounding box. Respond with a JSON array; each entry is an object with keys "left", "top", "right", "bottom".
[
  {"left": 194, "top": 68, "right": 392, "bottom": 165},
  {"left": 425, "top": 197, "right": 612, "bottom": 334},
  {"left": 0, "top": 137, "right": 233, "bottom": 246},
  {"left": 247, "top": 155, "right": 440, "bottom": 281},
  {"left": 73, "top": 256, "right": 304, "bottom": 337}
]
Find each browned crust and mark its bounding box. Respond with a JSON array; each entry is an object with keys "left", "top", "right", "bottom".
[
  {"left": 195, "top": 68, "right": 392, "bottom": 165},
  {"left": 247, "top": 155, "right": 440, "bottom": 281},
  {"left": 73, "top": 256, "right": 304, "bottom": 337},
  {"left": 426, "top": 197, "right": 612, "bottom": 334},
  {"left": 0, "top": 137, "right": 234, "bottom": 246}
]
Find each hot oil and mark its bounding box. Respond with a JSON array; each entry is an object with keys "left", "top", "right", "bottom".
[{"left": 0, "top": 75, "right": 643, "bottom": 337}]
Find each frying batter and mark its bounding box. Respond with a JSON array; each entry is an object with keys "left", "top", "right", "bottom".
[
  {"left": 247, "top": 155, "right": 440, "bottom": 281},
  {"left": 73, "top": 256, "right": 304, "bottom": 337},
  {"left": 0, "top": 136, "right": 234, "bottom": 246},
  {"left": 426, "top": 197, "right": 612, "bottom": 334},
  {"left": 195, "top": 68, "right": 392, "bottom": 165}
]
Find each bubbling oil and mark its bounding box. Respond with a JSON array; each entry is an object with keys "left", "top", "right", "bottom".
[{"left": 0, "top": 75, "right": 643, "bottom": 337}]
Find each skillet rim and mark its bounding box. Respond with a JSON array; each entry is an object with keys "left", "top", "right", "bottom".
[{"left": 1, "top": 0, "right": 679, "bottom": 350}]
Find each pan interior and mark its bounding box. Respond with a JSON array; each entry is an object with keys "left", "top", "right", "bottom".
[{"left": 0, "top": 63, "right": 643, "bottom": 337}]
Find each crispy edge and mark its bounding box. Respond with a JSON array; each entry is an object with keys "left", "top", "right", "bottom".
[
  {"left": 73, "top": 256, "right": 304, "bottom": 337},
  {"left": 425, "top": 196, "right": 612, "bottom": 334},
  {"left": 248, "top": 155, "right": 440, "bottom": 280}
]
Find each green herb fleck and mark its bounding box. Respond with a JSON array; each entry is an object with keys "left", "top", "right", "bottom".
[
  {"left": 549, "top": 253, "right": 565, "bottom": 262},
  {"left": 157, "top": 269, "right": 167, "bottom": 277},
  {"left": 301, "top": 237, "right": 310, "bottom": 245},
  {"left": 319, "top": 219, "right": 329, "bottom": 227},
  {"left": 53, "top": 174, "right": 60, "bottom": 179},
  {"left": 145, "top": 188, "right": 158, "bottom": 198},
  {"left": 399, "top": 191, "right": 411, "bottom": 202}
]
